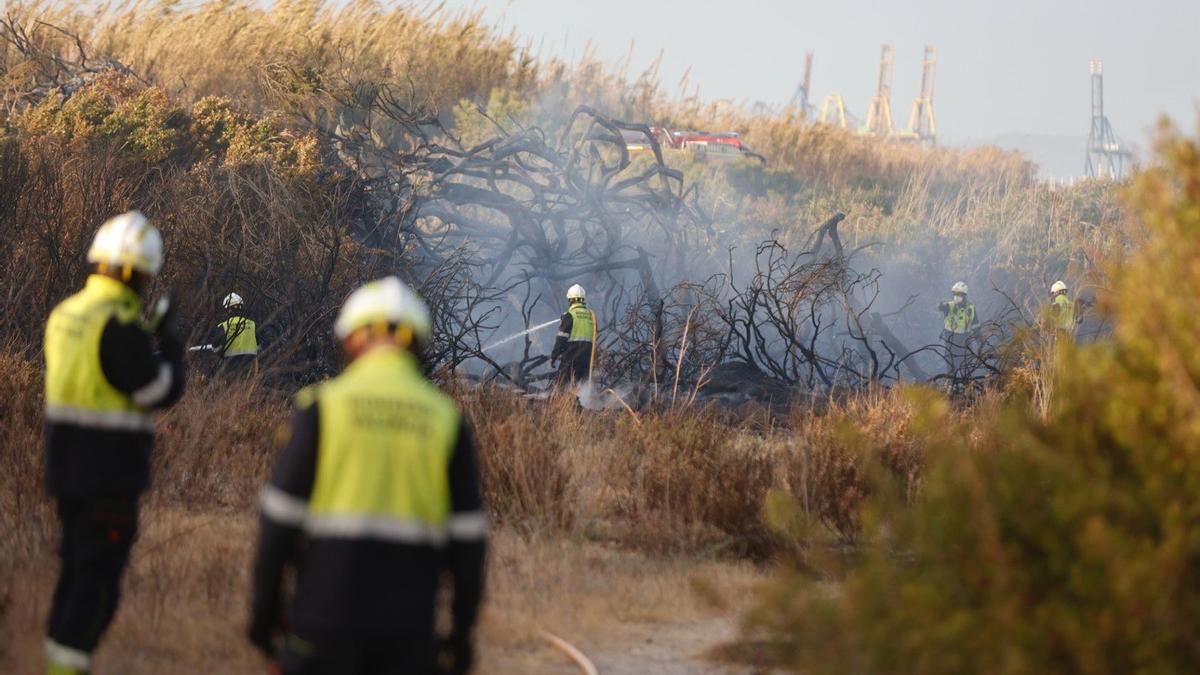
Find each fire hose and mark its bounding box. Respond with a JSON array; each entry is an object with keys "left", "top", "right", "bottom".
[{"left": 539, "top": 629, "right": 598, "bottom": 675}]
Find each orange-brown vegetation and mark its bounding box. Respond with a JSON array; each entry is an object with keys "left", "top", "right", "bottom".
[{"left": 1, "top": 3, "right": 1177, "bottom": 673}]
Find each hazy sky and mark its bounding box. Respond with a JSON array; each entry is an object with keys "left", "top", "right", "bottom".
[{"left": 441, "top": 0, "right": 1199, "bottom": 145}]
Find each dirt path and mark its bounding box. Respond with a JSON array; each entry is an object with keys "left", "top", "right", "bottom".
[
  {"left": 3, "top": 518, "right": 765, "bottom": 674},
  {"left": 475, "top": 531, "right": 765, "bottom": 674},
  {"left": 486, "top": 617, "right": 754, "bottom": 674},
  {"left": 585, "top": 618, "right": 749, "bottom": 674}
]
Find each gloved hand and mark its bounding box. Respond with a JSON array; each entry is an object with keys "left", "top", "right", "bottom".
[
  {"left": 550, "top": 356, "right": 559, "bottom": 368},
  {"left": 436, "top": 631, "right": 474, "bottom": 675}
]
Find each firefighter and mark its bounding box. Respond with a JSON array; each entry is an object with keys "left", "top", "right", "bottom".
[
  {"left": 1048, "top": 280, "right": 1076, "bottom": 334},
  {"left": 549, "top": 284, "right": 596, "bottom": 386},
  {"left": 249, "top": 276, "right": 487, "bottom": 675},
  {"left": 43, "top": 211, "right": 186, "bottom": 674},
  {"left": 205, "top": 292, "right": 259, "bottom": 373},
  {"left": 938, "top": 281, "right": 978, "bottom": 389}
]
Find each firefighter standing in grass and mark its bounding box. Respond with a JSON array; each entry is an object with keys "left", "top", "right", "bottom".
[
  {"left": 938, "top": 281, "right": 978, "bottom": 390},
  {"left": 42, "top": 211, "right": 186, "bottom": 675},
  {"left": 248, "top": 276, "right": 487, "bottom": 675},
  {"left": 1048, "top": 280, "right": 1077, "bottom": 335},
  {"left": 550, "top": 284, "right": 596, "bottom": 386}
]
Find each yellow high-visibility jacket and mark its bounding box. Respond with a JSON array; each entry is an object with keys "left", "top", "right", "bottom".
[
  {"left": 1052, "top": 294, "right": 1075, "bottom": 331},
  {"left": 219, "top": 316, "right": 259, "bottom": 357},
  {"left": 942, "top": 299, "right": 977, "bottom": 335},
  {"left": 253, "top": 346, "right": 487, "bottom": 636}
]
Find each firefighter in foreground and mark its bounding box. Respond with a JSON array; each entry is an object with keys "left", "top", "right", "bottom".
[
  {"left": 550, "top": 284, "right": 596, "bottom": 386},
  {"left": 938, "top": 281, "right": 978, "bottom": 390},
  {"left": 205, "top": 291, "right": 259, "bottom": 372},
  {"left": 1048, "top": 280, "right": 1076, "bottom": 334},
  {"left": 43, "top": 211, "right": 186, "bottom": 674},
  {"left": 249, "top": 276, "right": 487, "bottom": 675}
]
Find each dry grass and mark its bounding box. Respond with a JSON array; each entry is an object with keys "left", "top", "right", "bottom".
[
  {"left": 8, "top": 1, "right": 536, "bottom": 116},
  {"left": 0, "top": 353, "right": 931, "bottom": 672},
  {"left": 0, "top": 351, "right": 56, "bottom": 597},
  {"left": 465, "top": 388, "right": 926, "bottom": 556},
  {"left": 2, "top": 506, "right": 257, "bottom": 674},
  {"left": 478, "top": 529, "right": 760, "bottom": 674},
  {"left": 3, "top": 507, "right": 759, "bottom": 674},
  {"left": 149, "top": 374, "right": 286, "bottom": 510},
  {"left": 0, "top": 4, "right": 1141, "bottom": 671}
]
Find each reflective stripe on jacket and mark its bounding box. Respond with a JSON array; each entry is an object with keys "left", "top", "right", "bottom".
[
  {"left": 44, "top": 275, "right": 153, "bottom": 431},
  {"left": 568, "top": 303, "right": 595, "bottom": 342},
  {"left": 302, "top": 348, "right": 462, "bottom": 542},
  {"left": 219, "top": 316, "right": 258, "bottom": 357},
  {"left": 943, "top": 299, "right": 976, "bottom": 334}
]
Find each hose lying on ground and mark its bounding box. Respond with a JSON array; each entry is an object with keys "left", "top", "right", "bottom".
[{"left": 539, "top": 629, "right": 599, "bottom": 675}]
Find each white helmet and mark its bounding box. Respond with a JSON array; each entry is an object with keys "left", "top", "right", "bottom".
[
  {"left": 951, "top": 281, "right": 968, "bottom": 295},
  {"left": 87, "top": 210, "right": 163, "bottom": 276},
  {"left": 566, "top": 284, "right": 586, "bottom": 302},
  {"left": 223, "top": 292, "right": 244, "bottom": 309},
  {"left": 1050, "top": 280, "right": 1067, "bottom": 294},
  {"left": 334, "top": 276, "right": 431, "bottom": 341}
]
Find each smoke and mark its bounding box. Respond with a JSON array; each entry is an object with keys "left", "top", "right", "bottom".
[
  {"left": 332, "top": 63, "right": 1114, "bottom": 390},
  {"left": 575, "top": 383, "right": 631, "bottom": 411}
]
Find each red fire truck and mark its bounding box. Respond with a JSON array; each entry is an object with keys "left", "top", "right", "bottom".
[{"left": 622, "top": 127, "right": 764, "bottom": 162}]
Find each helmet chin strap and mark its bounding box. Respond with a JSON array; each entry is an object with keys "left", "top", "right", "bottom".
[
  {"left": 94, "top": 262, "right": 134, "bottom": 282},
  {"left": 347, "top": 323, "right": 414, "bottom": 359}
]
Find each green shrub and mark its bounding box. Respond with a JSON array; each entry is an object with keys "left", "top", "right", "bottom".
[
  {"left": 190, "top": 97, "right": 319, "bottom": 176},
  {"left": 16, "top": 72, "right": 184, "bottom": 162},
  {"left": 13, "top": 73, "right": 318, "bottom": 176},
  {"left": 747, "top": 123, "right": 1200, "bottom": 674}
]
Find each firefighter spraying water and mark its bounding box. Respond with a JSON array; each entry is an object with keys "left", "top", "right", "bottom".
[{"left": 550, "top": 284, "right": 597, "bottom": 389}]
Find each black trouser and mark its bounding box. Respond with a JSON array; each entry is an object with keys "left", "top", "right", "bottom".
[
  {"left": 277, "top": 631, "right": 435, "bottom": 675},
  {"left": 555, "top": 344, "right": 592, "bottom": 386},
  {"left": 47, "top": 496, "right": 139, "bottom": 654},
  {"left": 943, "top": 333, "right": 971, "bottom": 384}
]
